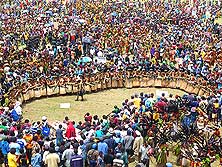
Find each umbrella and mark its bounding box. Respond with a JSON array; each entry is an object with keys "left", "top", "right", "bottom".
[
  {"left": 133, "top": 17, "right": 141, "bottom": 22},
  {"left": 82, "top": 36, "right": 91, "bottom": 44},
  {"left": 112, "top": 12, "right": 117, "bottom": 17},
  {"left": 78, "top": 19, "right": 87, "bottom": 24},
  {"left": 78, "top": 56, "right": 92, "bottom": 64},
  {"left": 45, "top": 23, "right": 51, "bottom": 27},
  {"left": 46, "top": 10, "right": 53, "bottom": 16},
  {"left": 22, "top": 10, "right": 29, "bottom": 13}
]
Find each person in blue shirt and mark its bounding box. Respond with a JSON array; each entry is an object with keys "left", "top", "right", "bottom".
[
  {"left": 95, "top": 127, "right": 103, "bottom": 138},
  {"left": 97, "top": 138, "right": 108, "bottom": 156},
  {"left": 70, "top": 149, "right": 83, "bottom": 167},
  {"left": 0, "top": 138, "right": 9, "bottom": 165}
]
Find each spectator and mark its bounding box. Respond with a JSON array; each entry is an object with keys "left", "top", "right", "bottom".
[
  {"left": 45, "top": 147, "right": 60, "bottom": 167},
  {"left": 7, "top": 148, "right": 19, "bottom": 167},
  {"left": 65, "top": 122, "right": 76, "bottom": 139},
  {"left": 31, "top": 148, "right": 42, "bottom": 167},
  {"left": 70, "top": 148, "right": 83, "bottom": 167}
]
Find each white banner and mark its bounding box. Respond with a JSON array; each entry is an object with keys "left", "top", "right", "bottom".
[{"left": 60, "top": 103, "right": 71, "bottom": 109}]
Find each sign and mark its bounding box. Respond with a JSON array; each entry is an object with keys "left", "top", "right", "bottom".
[{"left": 60, "top": 103, "right": 71, "bottom": 109}]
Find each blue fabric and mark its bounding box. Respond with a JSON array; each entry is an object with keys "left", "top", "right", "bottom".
[
  {"left": 42, "top": 126, "right": 50, "bottom": 137},
  {"left": 9, "top": 142, "right": 20, "bottom": 155},
  {"left": 31, "top": 153, "right": 42, "bottom": 167},
  {"left": 95, "top": 130, "right": 103, "bottom": 138},
  {"left": 0, "top": 140, "right": 9, "bottom": 155},
  {"left": 98, "top": 142, "right": 108, "bottom": 155},
  {"left": 182, "top": 116, "right": 192, "bottom": 128},
  {"left": 11, "top": 109, "right": 20, "bottom": 121},
  {"left": 70, "top": 155, "right": 83, "bottom": 167},
  {"left": 104, "top": 138, "right": 115, "bottom": 150}
]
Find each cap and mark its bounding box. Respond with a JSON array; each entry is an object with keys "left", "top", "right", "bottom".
[{"left": 42, "top": 116, "right": 47, "bottom": 121}]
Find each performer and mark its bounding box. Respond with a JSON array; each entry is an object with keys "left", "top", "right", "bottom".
[
  {"left": 75, "top": 78, "right": 93, "bottom": 101},
  {"left": 75, "top": 77, "right": 85, "bottom": 101}
]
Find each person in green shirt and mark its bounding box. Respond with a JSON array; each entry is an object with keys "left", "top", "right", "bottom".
[{"left": 0, "top": 122, "right": 8, "bottom": 131}]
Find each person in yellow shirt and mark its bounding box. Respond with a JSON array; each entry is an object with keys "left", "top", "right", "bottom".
[
  {"left": 133, "top": 94, "right": 141, "bottom": 109},
  {"left": 8, "top": 148, "right": 19, "bottom": 167}
]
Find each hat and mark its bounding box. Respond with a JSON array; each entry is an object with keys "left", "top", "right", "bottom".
[
  {"left": 108, "top": 128, "right": 114, "bottom": 134},
  {"left": 42, "top": 116, "right": 47, "bottom": 121},
  {"left": 135, "top": 130, "right": 141, "bottom": 136}
]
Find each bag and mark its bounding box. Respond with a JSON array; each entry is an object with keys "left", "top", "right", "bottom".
[
  {"left": 88, "top": 150, "right": 97, "bottom": 161},
  {"left": 17, "top": 140, "right": 25, "bottom": 149},
  {"left": 113, "top": 159, "right": 124, "bottom": 167},
  {"left": 42, "top": 126, "right": 50, "bottom": 137}
]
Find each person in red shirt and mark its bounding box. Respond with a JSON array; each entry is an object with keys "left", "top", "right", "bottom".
[
  {"left": 84, "top": 113, "right": 92, "bottom": 123},
  {"left": 65, "top": 122, "right": 76, "bottom": 139},
  {"left": 154, "top": 98, "right": 167, "bottom": 113}
]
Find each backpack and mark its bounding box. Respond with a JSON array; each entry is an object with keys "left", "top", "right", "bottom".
[
  {"left": 42, "top": 126, "right": 50, "bottom": 137},
  {"left": 88, "top": 149, "right": 97, "bottom": 161},
  {"left": 17, "top": 140, "right": 25, "bottom": 149},
  {"left": 11, "top": 109, "right": 20, "bottom": 122}
]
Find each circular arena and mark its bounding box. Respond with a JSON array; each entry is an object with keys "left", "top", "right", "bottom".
[{"left": 1, "top": 0, "right": 222, "bottom": 167}]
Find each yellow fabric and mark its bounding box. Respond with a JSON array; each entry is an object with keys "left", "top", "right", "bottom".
[
  {"left": 214, "top": 103, "right": 219, "bottom": 109},
  {"left": 45, "top": 153, "right": 60, "bottom": 167},
  {"left": 8, "top": 153, "right": 18, "bottom": 167},
  {"left": 134, "top": 98, "right": 141, "bottom": 108},
  {"left": 23, "top": 135, "right": 33, "bottom": 149},
  {"left": 153, "top": 113, "right": 159, "bottom": 120}
]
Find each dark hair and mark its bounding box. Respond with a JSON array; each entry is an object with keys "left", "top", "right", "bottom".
[
  {"left": 35, "top": 147, "right": 40, "bottom": 153},
  {"left": 74, "top": 148, "right": 78, "bottom": 155},
  {"left": 24, "top": 119, "right": 29, "bottom": 123},
  {"left": 33, "top": 135, "right": 38, "bottom": 142},
  {"left": 50, "top": 142, "right": 55, "bottom": 148},
  {"left": 49, "top": 147, "right": 55, "bottom": 153},
  {"left": 10, "top": 148, "right": 16, "bottom": 154}
]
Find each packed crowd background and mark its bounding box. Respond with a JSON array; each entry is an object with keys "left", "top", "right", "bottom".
[{"left": 0, "top": 0, "right": 222, "bottom": 166}]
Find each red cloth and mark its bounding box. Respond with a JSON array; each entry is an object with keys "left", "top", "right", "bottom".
[
  {"left": 65, "top": 122, "right": 76, "bottom": 139},
  {"left": 84, "top": 115, "right": 92, "bottom": 122},
  {"left": 154, "top": 100, "right": 167, "bottom": 113}
]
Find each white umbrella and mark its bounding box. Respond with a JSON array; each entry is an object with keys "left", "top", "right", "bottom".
[{"left": 78, "top": 19, "right": 87, "bottom": 24}]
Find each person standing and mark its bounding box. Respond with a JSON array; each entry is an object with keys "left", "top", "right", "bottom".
[
  {"left": 7, "top": 148, "right": 19, "bottom": 167},
  {"left": 124, "top": 130, "right": 134, "bottom": 157},
  {"left": 75, "top": 79, "right": 85, "bottom": 101},
  {"left": 56, "top": 124, "right": 64, "bottom": 146},
  {"left": 133, "top": 130, "right": 143, "bottom": 163},
  {"left": 97, "top": 138, "right": 108, "bottom": 156},
  {"left": 23, "top": 129, "right": 33, "bottom": 164},
  {"left": 31, "top": 148, "right": 42, "bottom": 167},
  {"left": 45, "top": 147, "right": 60, "bottom": 167},
  {"left": 65, "top": 122, "right": 76, "bottom": 139},
  {"left": 70, "top": 149, "right": 83, "bottom": 167},
  {"left": 62, "top": 144, "right": 74, "bottom": 167}
]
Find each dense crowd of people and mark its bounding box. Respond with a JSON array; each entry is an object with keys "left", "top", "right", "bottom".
[
  {"left": 1, "top": 91, "right": 222, "bottom": 167},
  {"left": 0, "top": 0, "right": 222, "bottom": 106},
  {"left": 0, "top": 0, "right": 222, "bottom": 166}
]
